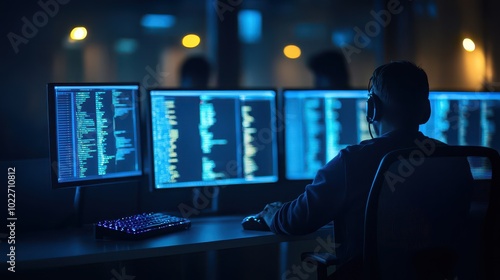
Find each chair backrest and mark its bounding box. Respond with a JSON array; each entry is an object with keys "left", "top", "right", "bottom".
[{"left": 363, "top": 146, "right": 500, "bottom": 280}]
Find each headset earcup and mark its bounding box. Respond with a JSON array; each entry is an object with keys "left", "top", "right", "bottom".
[
  {"left": 366, "top": 94, "right": 383, "bottom": 123},
  {"left": 366, "top": 96, "right": 375, "bottom": 123}
]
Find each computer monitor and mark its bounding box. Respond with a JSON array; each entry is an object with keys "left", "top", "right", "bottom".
[
  {"left": 148, "top": 89, "right": 279, "bottom": 189},
  {"left": 423, "top": 91, "right": 500, "bottom": 178},
  {"left": 423, "top": 91, "right": 500, "bottom": 149},
  {"left": 47, "top": 83, "right": 143, "bottom": 189},
  {"left": 282, "top": 89, "right": 370, "bottom": 180},
  {"left": 283, "top": 90, "right": 500, "bottom": 181}
]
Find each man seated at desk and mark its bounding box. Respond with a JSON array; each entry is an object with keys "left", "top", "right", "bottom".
[{"left": 265, "top": 60, "right": 471, "bottom": 279}]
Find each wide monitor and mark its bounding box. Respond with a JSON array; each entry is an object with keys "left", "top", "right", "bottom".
[
  {"left": 283, "top": 89, "right": 500, "bottom": 181},
  {"left": 423, "top": 91, "right": 500, "bottom": 178},
  {"left": 423, "top": 91, "right": 500, "bottom": 150},
  {"left": 47, "top": 83, "right": 143, "bottom": 189},
  {"left": 283, "top": 89, "right": 370, "bottom": 180},
  {"left": 148, "top": 89, "right": 279, "bottom": 189}
]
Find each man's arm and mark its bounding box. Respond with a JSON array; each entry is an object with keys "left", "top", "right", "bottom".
[{"left": 267, "top": 153, "right": 347, "bottom": 235}]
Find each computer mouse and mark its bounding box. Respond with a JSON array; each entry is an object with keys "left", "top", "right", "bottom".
[{"left": 241, "top": 215, "right": 270, "bottom": 231}]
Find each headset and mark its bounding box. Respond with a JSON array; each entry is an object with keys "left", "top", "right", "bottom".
[
  {"left": 366, "top": 90, "right": 382, "bottom": 124},
  {"left": 366, "top": 88, "right": 382, "bottom": 139},
  {"left": 365, "top": 80, "right": 431, "bottom": 138}
]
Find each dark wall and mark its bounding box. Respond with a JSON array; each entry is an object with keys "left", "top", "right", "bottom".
[{"left": 1, "top": 1, "right": 58, "bottom": 160}]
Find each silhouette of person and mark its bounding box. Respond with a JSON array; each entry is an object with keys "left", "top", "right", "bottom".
[
  {"left": 178, "top": 55, "right": 220, "bottom": 214},
  {"left": 307, "top": 50, "right": 350, "bottom": 89},
  {"left": 179, "top": 55, "right": 211, "bottom": 88},
  {"left": 262, "top": 61, "right": 472, "bottom": 279}
]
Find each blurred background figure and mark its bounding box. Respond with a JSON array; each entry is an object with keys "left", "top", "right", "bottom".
[
  {"left": 307, "top": 49, "right": 350, "bottom": 89},
  {"left": 179, "top": 55, "right": 212, "bottom": 88},
  {"left": 179, "top": 54, "right": 219, "bottom": 215}
]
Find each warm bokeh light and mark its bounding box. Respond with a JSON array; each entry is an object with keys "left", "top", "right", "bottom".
[
  {"left": 283, "top": 45, "right": 301, "bottom": 59},
  {"left": 463, "top": 38, "right": 475, "bottom": 52},
  {"left": 70, "top": 27, "right": 87, "bottom": 41},
  {"left": 462, "top": 44, "right": 485, "bottom": 90},
  {"left": 182, "top": 34, "right": 201, "bottom": 48}
]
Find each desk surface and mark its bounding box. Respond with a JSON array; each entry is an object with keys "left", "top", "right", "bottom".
[{"left": 0, "top": 215, "right": 332, "bottom": 270}]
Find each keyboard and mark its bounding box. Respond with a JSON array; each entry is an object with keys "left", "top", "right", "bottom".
[{"left": 94, "top": 212, "right": 191, "bottom": 240}]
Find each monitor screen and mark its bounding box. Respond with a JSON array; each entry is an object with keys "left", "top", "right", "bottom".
[
  {"left": 47, "top": 83, "right": 143, "bottom": 189},
  {"left": 423, "top": 91, "right": 500, "bottom": 178},
  {"left": 283, "top": 89, "right": 370, "bottom": 180},
  {"left": 149, "top": 89, "right": 279, "bottom": 189},
  {"left": 423, "top": 91, "right": 500, "bottom": 149},
  {"left": 283, "top": 90, "right": 500, "bottom": 181}
]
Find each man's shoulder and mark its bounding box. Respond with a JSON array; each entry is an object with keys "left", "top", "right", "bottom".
[
  {"left": 339, "top": 132, "right": 447, "bottom": 157},
  {"left": 340, "top": 136, "right": 391, "bottom": 154},
  {"left": 334, "top": 138, "right": 390, "bottom": 164}
]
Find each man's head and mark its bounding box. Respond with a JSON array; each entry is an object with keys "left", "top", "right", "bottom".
[
  {"left": 308, "top": 50, "right": 350, "bottom": 89},
  {"left": 366, "top": 61, "right": 431, "bottom": 135},
  {"left": 180, "top": 55, "right": 211, "bottom": 88}
]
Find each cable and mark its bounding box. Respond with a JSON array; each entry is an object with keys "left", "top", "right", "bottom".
[{"left": 368, "top": 122, "right": 374, "bottom": 139}]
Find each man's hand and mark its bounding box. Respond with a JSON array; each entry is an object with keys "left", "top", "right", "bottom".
[{"left": 261, "top": 201, "right": 283, "bottom": 228}]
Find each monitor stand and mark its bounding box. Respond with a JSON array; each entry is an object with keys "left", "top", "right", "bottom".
[
  {"left": 192, "top": 186, "right": 219, "bottom": 215},
  {"left": 73, "top": 186, "right": 85, "bottom": 227}
]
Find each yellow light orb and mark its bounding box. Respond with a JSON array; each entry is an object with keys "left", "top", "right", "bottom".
[
  {"left": 463, "top": 38, "right": 475, "bottom": 52},
  {"left": 70, "top": 27, "right": 87, "bottom": 41},
  {"left": 182, "top": 34, "right": 201, "bottom": 48},
  {"left": 283, "top": 45, "right": 301, "bottom": 59}
]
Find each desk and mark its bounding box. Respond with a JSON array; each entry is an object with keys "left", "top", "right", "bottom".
[{"left": 0, "top": 215, "right": 333, "bottom": 272}]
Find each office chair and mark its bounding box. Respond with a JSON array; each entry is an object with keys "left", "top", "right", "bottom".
[{"left": 302, "top": 146, "right": 500, "bottom": 280}]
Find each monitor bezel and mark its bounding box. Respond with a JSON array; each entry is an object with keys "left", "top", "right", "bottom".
[
  {"left": 47, "top": 82, "right": 143, "bottom": 189},
  {"left": 146, "top": 88, "right": 280, "bottom": 190}
]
